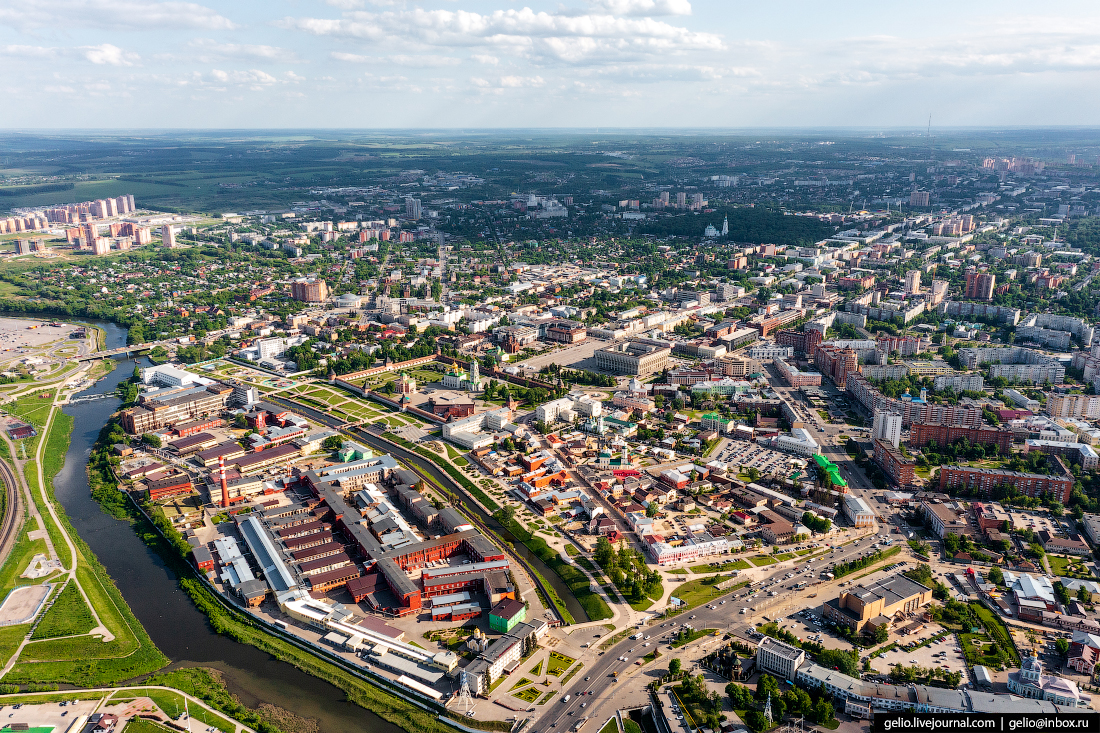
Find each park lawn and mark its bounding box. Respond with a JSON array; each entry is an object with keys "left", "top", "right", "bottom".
[
  {"left": 125, "top": 688, "right": 235, "bottom": 733},
  {"left": 671, "top": 628, "right": 717, "bottom": 648},
  {"left": 114, "top": 720, "right": 174, "bottom": 733},
  {"left": 31, "top": 581, "right": 96, "bottom": 640},
  {"left": 748, "top": 555, "right": 777, "bottom": 566},
  {"left": 669, "top": 576, "right": 746, "bottom": 610},
  {"left": 529, "top": 660, "right": 545, "bottom": 676},
  {"left": 1048, "top": 555, "right": 1098, "bottom": 579},
  {"left": 598, "top": 719, "right": 619, "bottom": 733},
  {"left": 9, "top": 391, "right": 55, "bottom": 426},
  {"left": 537, "top": 692, "right": 556, "bottom": 705},
  {"left": 546, "top": 652, "right": 576, "bottom": 676},
  {"left": 689, "top": 559, "right": 751, "bottom": 573},
  {"left": 0, "top": 528, "right": 49, "bottom": 596},
  {"left": 509, "top": 677, "right": 533, "bottom": 691},
  {"left": 512, "top": 687, "right": 541, "bottom": 703}
]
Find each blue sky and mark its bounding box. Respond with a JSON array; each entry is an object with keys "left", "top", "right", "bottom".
[{"left": 2, "top": 0, "right": 1099, "bottom": 128}]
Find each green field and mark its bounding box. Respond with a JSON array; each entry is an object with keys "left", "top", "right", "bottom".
[
  {"left": 512, "top": 687, "right": 541, "bottom": 703},
  {"left": 1048, "top": 555, "right": 1097, "bottom": 579},
  {"left": 747, "top": 555, "right": 777, "bottom": 566},
  {"left": 547, "top": 652, "right": 576, "bottom": 676},
  {"left": 5, "top": 413, "right": 168, "bottom": 686},
  {"left": 124, "top": 688, "right": 235, "bottom": 733},
  {"left": 669, "top": 576, "right": 746, "bottom": 611},
  {"left": 689, "top": 559, "right": 750, "bottom": 573},
  {"left": 30, "top": 581, "right": 96, "bottom": 640}
]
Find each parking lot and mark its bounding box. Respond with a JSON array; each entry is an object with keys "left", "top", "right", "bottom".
[
  {"left": 718, "top": 439, "right": 807, "bottom": 476},
  {"left": 1007, "top": 509, "right": 1070, "bottom": 536},
  {"left": 875, "top": 629, "right": 968, "bottom": 678}
]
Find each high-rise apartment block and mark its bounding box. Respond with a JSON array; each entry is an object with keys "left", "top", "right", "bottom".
[
  {"left": 904, "top": 270, "right": 921, "bottom": 294},
  {"left": 872, "top": 409, "right": 903, "bottom": 449},
  {"left": 930, "top": 279, "right": 949, "bottom": 305},
  {"left": 291, "top": 277, "right": 329, "bottom": 303},
  {"left": 161, "top": 225, "right": 177, "bottom": 249},
  {"left": 405, "top": 198, "right": 422, "bottom": 220},
  {"left": 964, "top": 268, "right": 995, "bottom": 300},
  {"left": 910, "top": 190, "right": 930, "bottom": 207}
]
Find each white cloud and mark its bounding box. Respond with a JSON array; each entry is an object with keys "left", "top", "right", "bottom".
[
  {"left": 473, "top": 54, "right": 500, "bottom": 65},
  {"left": 189, "top": 39, "right": 298, "bottom": 63},
  {"left": 81, "top": 44, "right": 140, "bottom": 66},
  {"left": 586, "top": 0, "right": 692, "bottom": 16},
  {"left": 281, "top": 7, "right": 723, "bottom": 65},
  {"left": 0, "top": 43, "right": 140, "bottom": 67},
  {"left": 0, "top": 0, "right": 235, "bottom": 30},
  {"left": 331, "top": 52, "right": 461, "bottom": 67}
]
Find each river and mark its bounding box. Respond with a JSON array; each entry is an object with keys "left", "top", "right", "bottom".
[{"left": 52, "top": 321, "right": 405, "bottom": 733}]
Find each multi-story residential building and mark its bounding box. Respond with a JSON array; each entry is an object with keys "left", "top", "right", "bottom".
[
  {"left": 964, "top": 268, "right": 995, "bottom": 300},
  {"left": 291, "top": 277, "right": 329, "bottom": 303},
  {"left": 932, "top": 372, "right": 985, "bottom": 392},
  {"left": 594, "top": 339, "right": 671, "bottom": 376},
  {"left": 871, "top": 410, "right": 902, "bottom": 448},
  {"left": 848, "top": 373, "right": 983, "bottom": 428},
  {"left": 1023, "top": 439, "right": 1100, "bottom": 470},
  {"left": 937, "top": 301, "right": 1021, "bottom": 325},
  {"left": 775, "top": 328, "right": 823, "bottom": 356},
  {"left": 873, "top": 439, "right": 915, "bottom": 487},
  {"left": 1046, "top": 393, "right": 1100, "bottom": 419},
  {"left": 1018, "top": 314, "right": 1093, "bottom": 348},
  {"left": 774, "top": 358, "right": 822, "bottom": 387},
  {"left": 938, "top": 465, "right": 1073, "bottom": 503},
  {"left": 756, "top": 637, "right": 805, "bottom": 679},
  {"left": 904, "top": 269, "right": 921, "bottom": 294},
  {"left": 929, "top": 279, "right": 949, "bottom": 305},
  {"left": 903, "top": 360, "right": 955, "bottom": 377},
  {"left": 956, "top": 347, "right": 1064, "bottom": 385},
  {"left": 814, "top": 344, "right": 858, "bottom": 386},
  {"left": 909, "top": 423, "right": 1013, "bottom": 452},
  {"left": 748, "top": 343, "right": 794, "bottom": 360}
]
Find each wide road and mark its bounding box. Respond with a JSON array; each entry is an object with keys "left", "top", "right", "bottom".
[{"left": 536, "top": 535, "right": 892, "bottom": 732}]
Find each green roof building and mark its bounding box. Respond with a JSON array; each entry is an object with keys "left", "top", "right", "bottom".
[{"left": 489, "top": 598, "right": 527, "bottom": 633}]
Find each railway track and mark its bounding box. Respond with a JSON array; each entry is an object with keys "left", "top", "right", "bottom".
[{"left": 0, "top": 456, "right": 24, "bottom": 572}]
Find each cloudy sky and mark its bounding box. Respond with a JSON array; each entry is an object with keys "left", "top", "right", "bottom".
[{"left": 2, "top": 0, "right": 1098, "bottom": 128}]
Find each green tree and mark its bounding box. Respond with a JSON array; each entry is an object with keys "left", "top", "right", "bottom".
[
  {"left": 1078, "top": 585, "right": 1092, "bottom": 603},
  {"left": 874, "top": 625, "right": 889, "bottom": 644},
  {"left": 1056, "top": 637, "right": 1070, "bottom": 657},
  {"left": 646, "top": 503, "right": 659, "bottom": 518},
  {"left": 233, "top": 413, "right": 248, "bottom": 428},
  {"left": 988, "top": 566, "right": 1004, "bottom": 586},
  {"left": 142, "top": 433, "right": 162, "bottom": 448},
  {"left": 669, "top": 658, "right": 682, "bottom": 677},
  {"left": 322, "top": 435, "right": 343, "bottom": 451},
  {"left": 755, "top": 673, "right": 778, "bottom": 703}
]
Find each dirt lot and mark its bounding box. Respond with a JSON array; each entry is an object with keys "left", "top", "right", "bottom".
[{"left": 0, "top": 583, "right": 51, "bottom": 625}]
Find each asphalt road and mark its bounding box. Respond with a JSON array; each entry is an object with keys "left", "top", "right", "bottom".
[{"left": 536, "top": 534, "right": 888, "bottom": 731}]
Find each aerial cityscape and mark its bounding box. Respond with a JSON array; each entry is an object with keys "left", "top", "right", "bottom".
[{"left": 3, "top": 3, "right": 1100, "bottom": 733}]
